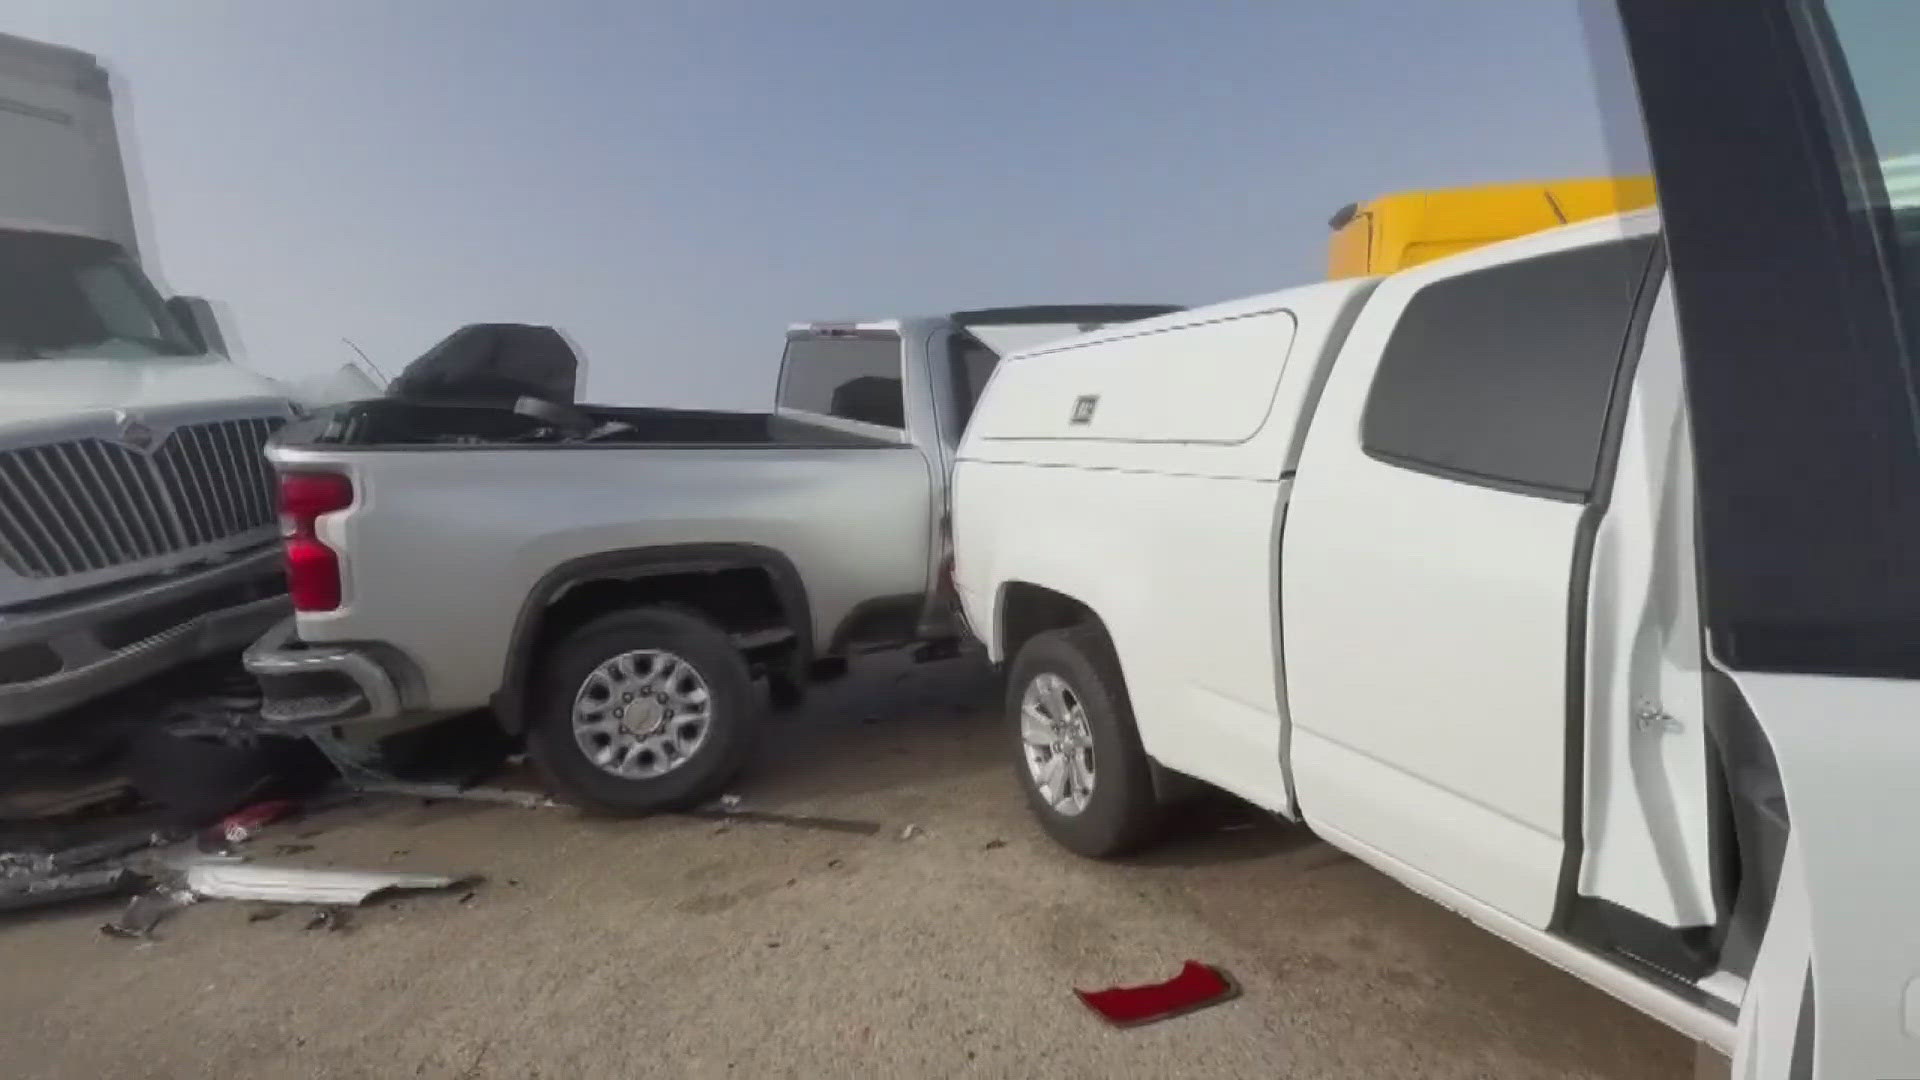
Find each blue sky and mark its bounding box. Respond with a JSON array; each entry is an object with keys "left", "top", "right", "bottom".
[{"left": 7, "top": 1, "right": 1624, "bottom": 407}]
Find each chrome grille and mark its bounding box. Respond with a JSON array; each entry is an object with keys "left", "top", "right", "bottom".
[
  {"left": 152, "top": 418, "right": 283, "bottom": 548},
  {"left": 0, "top": 416, "right": 285, "bottom": 579}
]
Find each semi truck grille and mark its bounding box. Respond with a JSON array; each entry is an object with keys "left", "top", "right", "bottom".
[{"left": 0, "top": 416, "right": 285, "bottom": 579}]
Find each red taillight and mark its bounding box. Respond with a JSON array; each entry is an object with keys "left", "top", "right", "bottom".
[{"left": 278, "top": 471, "right": 353, "bottom": 612}]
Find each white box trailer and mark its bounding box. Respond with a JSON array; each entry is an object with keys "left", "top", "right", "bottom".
[{"left": 0, "top": 31, "right": 139, "bottom": 259}]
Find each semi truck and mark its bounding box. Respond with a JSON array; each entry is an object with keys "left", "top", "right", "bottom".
[{"left": 0, "top": 32, "right": 294, "bottom": 727}]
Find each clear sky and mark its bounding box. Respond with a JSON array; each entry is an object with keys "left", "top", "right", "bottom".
[{"left": 6, "top": 1, "right": 1621, "bottom": 408}]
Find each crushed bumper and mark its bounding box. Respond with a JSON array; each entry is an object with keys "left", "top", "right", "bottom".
[
  {"left": 0, "top": 546, "right": 289, "bottom": 727},
  {"left": 242, "top": 616, "right": 403, "bottom": 729}
]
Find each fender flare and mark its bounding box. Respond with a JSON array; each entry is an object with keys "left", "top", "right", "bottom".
[{"left": 488, "top": 543, "right": 813, "bottom": 731}]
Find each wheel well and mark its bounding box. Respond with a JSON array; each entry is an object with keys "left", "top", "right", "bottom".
[
  {"left": 538, "top": 566, "right": 792, "bottom": 657},
  {"left": 493, "top": 561, "right": 804, "bottom": 732},
  {"left": 999, "top": 582, "right": 1098, "bottom": 663}
]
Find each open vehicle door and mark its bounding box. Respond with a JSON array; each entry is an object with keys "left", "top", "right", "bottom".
[{"left": 1611, "top": 0, "right": 1920, "bottom": 1073}]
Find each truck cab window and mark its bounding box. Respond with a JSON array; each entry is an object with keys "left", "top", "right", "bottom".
[
  {"left": 1360, "top": 235, "right": 1656, "bottom": 501},
  {"left": 948, "top": 332, "right": 1000, "bottom": 430},
  {"left": 776, "top": 335, "right": 905, "bottom": 429},
  {"left": 0, "top": 229, "right": 196, "bottom": 360}
]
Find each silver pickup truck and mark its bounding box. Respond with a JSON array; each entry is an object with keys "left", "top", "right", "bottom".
[{"left": 245, "top": 306, "right": 1176, "bottom": 810}]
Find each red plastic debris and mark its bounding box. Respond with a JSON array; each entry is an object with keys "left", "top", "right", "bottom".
[
  {"left": 215, "top": 799, "right": 297, "bottom": 844},
  {"left": 1074, "top": 960, "right": 1238, "bottom": 1027}
]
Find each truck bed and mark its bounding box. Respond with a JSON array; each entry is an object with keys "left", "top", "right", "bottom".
[{"left": 282, "top": 399, "right": 897, "bottom": 450}]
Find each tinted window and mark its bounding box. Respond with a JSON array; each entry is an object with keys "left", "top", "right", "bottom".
[
  {"left": 777, "top": 335, "right": 904, "bottom": 428},
  {"left": 1361, "top": 236, "right": 1655, "bottom": 500},
  {"left": 0, "top": 230, "right": 197, "bottom": 361}
]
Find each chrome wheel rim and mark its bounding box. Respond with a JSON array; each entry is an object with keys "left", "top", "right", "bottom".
[
  {"left": 572, "top": 649, "right": 713, "bottom": 779},
  {"left": 1020, "top": 672, "right": 1095, "bottom": 816}
]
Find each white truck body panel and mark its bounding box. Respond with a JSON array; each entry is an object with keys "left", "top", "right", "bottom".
[
  {"left": 0, "top": 33, "right": 138, "bottom": 258},
  {"left": 1577, "top": 283, "right": 1716, "bottom": 929},
  {"left": 969, "top": 302, "right": 1300, "bottom": 446},
  {"left": 1728, "top": 672, "right": 1920, "bottom": 1077},
  {"left": 956, "top": 283, "right": 1374, "bottom": 810},
  {"left": 275, "top": 440, "right": 934, "bottom": 712},
  {"left": 0, "top": 353, "right": 287, "bottom": 430}
]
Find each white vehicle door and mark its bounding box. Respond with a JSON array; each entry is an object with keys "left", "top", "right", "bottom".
[
  {"left": 1281, "top": 225, "right": 1661, "bottom": 929},
  {"left": 1610, "top": 0, "right": 1920, "bottom": 1071}
]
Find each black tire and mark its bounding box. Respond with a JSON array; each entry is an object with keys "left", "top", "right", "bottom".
[
  {"left": 528, "top": 606, "right": 757, "bottom": 814},
  {"left": 1007, "top": 625, "right": 1159, "bottom": 857}
]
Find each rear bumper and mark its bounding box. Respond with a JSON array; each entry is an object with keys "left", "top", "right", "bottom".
[
  {"left": 242, "top": 616, "right": 403, "bottom": 729},
  {"left": 0, "top": 546, "right": 289, "bottom": 727}
]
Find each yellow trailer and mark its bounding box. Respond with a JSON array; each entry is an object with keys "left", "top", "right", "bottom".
[{"left": 1327, "top": 176, "right": 1657, "bottom": 279}]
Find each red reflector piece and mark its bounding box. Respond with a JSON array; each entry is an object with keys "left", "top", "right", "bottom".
[{"left": 1074, "top": 960, "right": 1237, "bottom": 1027}]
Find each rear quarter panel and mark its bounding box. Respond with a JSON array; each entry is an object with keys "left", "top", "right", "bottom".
[
  {"left": 953, "top": 281, "right": 1375, "bottom": 812},
  {"left": 274, "top": 443, "right": 933, "bottom": 711}
]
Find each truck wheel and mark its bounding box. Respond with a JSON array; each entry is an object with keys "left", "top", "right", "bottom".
[
  {"left": 1008, "top": 626, "right": 1159, "bottom": 857},
  {"left": 528, "top": 607, "right": 757, "bottom": 814}
]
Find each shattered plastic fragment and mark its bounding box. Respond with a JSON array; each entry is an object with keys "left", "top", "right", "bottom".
[
  {"left": 185, "top": 861, "right": 475, "bottom": 905},
  {"left": 304, "top": 906, "right": 351, "bottom": 932},
  {"left": 101, "top": 889, "right": 196, "bottom": 940},
  {"left": 0, "top": 867, "right": 143, "bottom": 913}
]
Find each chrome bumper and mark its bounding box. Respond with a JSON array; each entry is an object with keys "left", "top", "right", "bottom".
[
  {"left": 243, "top": 616, "right": 402, "bottom": 729},
  {"left": 0, "top": 546, "right": 289, "bottom": 727}
]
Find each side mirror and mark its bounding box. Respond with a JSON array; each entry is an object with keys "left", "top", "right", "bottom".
[{"left": 166, "top": 295, "right": 228, "bottom": 357}]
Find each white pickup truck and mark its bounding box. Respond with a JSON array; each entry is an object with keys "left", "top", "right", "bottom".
[{"left": 953, "top": 210, "right": 1919, "bottom": 1071}]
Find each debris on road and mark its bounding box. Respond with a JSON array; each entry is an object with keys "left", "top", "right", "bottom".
[
  {"left": 1, "top": 831, "right": 170, "bottom": 879},
  {"left": 0, "top": 866, "right": 144, "bottom": 914},
  {"left": 981, "top": 838, "right": 1007, "bottom": 851},
  {"left": 1074, "top": 961, "right": 1239, "bottom": 1028},
  {"left": 374, "top": 779, "right": 555, "bottom": 810},
  {"left": 184, "top": 862, "right": 478, "bottom": 906},
  {"left": 123, "top": 667, "right": 333, "bottom": 829},
  {"left": 717, "top": 794, "right": 743, "bottom": 812},
  {"left": 1, "top": 830, "right": 175, "bottom": 916},
  {"left": 297, "top": 709, "right": 551, "bottom": 808},
  {"left": 100, "top": 888, "right": 195, "bottom": 940},
  {"left": 683, "top": 807, "right": 882, "bottom": 837},
  {"left": 212, "top": 800, "right": 297, "bottom": 846},
  {"left": 303, "top": 906, "right": 351, "bottom": 933},
  {"left": 898, "top": 824, "right": 924, "bottom": 841}
]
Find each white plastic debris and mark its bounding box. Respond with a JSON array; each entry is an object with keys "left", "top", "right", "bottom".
[{"left": 184, "top": 861, "right": 473, "bottom": 905}]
